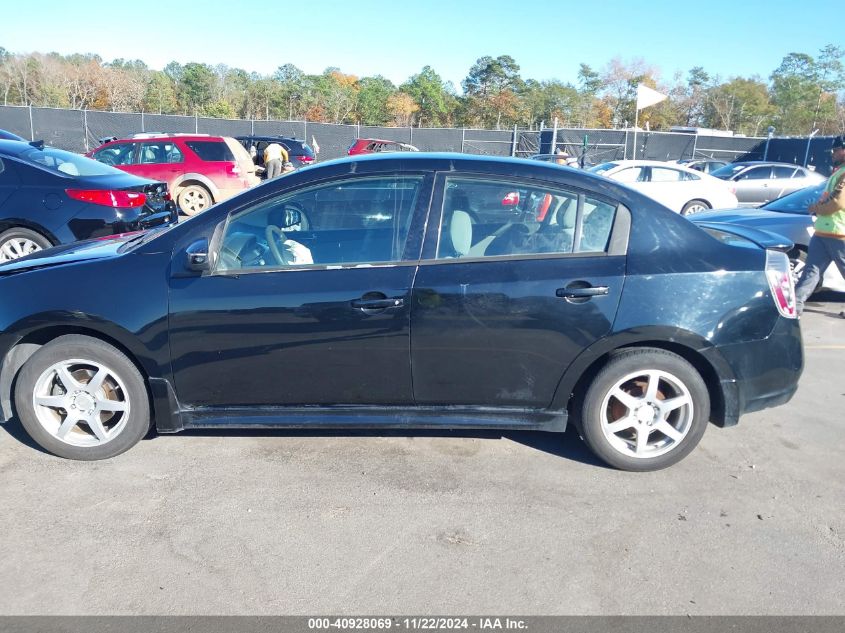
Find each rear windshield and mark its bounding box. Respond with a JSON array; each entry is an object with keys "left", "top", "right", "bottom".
[
  {"left": 185, "top": 141, "right": 235, "bottom": 162},
  {"left": 700, "top": 227, "right": 757, "bottom": 249},
  {"left": 762, "top": 184, "right": 825, "bottom": 214},
  {"left": 588, "top": 162, "right": 618, "bottom": 175},
  {"left": 19, "top": 146, "right": 123, "bottom": 177}
]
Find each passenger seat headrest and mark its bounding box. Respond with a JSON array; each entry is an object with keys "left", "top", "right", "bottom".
[{"left": 449, "top": 210, "right": 472, "bottom": 257}]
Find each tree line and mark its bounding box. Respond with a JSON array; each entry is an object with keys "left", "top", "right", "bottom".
[{"left": 1, "top": 45, "right": 843, "bottom": 136}]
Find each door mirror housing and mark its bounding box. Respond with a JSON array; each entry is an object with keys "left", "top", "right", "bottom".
[{"left": 185, "top": 238, "right": 211, "bottom": 272}]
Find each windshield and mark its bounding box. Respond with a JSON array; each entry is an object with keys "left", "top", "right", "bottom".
[
  {"left": 762, "top": 183, "right": 825, "bottom": 214},
  {"left": 20, "top": 146, "right": 125, "bottom": 177},
  {"left": 588, "top": 162, "right": 618, "bottom": 175},
  {"left": 710, "top": 164, "right": 746, "bottom": 180}
]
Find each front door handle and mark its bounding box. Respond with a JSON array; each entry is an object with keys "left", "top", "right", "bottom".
[
  {"left": 351, "top": 294, "right": 405, "bottom": 311},
  {"left": 556, "top": 286, "right": 609, "bottom": 298}
]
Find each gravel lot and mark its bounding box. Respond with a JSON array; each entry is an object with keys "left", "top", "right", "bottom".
[{"left": 1, "top": 294, "right": 843, "bottom": 615}]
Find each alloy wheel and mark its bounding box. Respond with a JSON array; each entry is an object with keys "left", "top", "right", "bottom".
[
  {"left": 31, "top": 359, "right": 131, "bottom": 447},
  {"left": 0, "top": 238, "right": 43, "bottom": 262},
  {"left": 599, "top": 369, "right": 694, "bottom": 459}
]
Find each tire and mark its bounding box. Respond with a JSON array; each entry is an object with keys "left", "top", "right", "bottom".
[
  {"left": 681, "top": 199, "right": 710, "bottom": 216},
  {"left": 177, "top": 184, "right": 213, "bottom": 216},
  {"left": 0, "top": 227, "right": 52, "bottom": 263},
  {"left": 14, "top": 335, "right": 150, "bottom": 460},
  {"left": 580, "top": 348, "right": 710, "bottom": 471}
]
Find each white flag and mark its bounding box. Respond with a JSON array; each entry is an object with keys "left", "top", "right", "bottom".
[
  {"left": 311, "top": 135, "right": 320, "bottom": 154},
  {"left": 636, "top": 84, "right": 667, "bottom": 110}
]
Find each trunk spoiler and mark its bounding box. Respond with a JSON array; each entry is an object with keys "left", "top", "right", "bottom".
[{"left": 692, "top": 221, "right": 793, "bottom": 252}]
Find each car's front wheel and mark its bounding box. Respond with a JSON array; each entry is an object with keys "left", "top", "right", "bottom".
[
  {"left": 580, "top": 348, "right": 710, "bottom": 471},
  {"left": 14, "top": 335, "right": 150, "bottom": 460},
  {"left": 0, "top": 227, "right": 52, "bottom": 262}
]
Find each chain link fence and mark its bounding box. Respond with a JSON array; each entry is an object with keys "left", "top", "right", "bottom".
[{"left": 1, "top": 104, "right": 837, "bottom": 174}]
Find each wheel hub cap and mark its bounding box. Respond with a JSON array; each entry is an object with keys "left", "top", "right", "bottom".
[{"left": 71, "top": 391, "right": 95, "bottom": 413}]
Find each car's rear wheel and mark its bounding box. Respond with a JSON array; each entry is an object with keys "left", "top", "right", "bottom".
[
  {"left": 177, "top": 184, "right": 212, "bottom": 216},
  {"left": 580, "top": 348, "right": 709, "bottom": 471},
  {"left": 0, "top": 227, "right": 52, "bottom": 262},
  {"left": 14, "top": 335, "right": 150, "bottom": 460},
  {"left": 681, "top": 199, "right": 710, "bottom": 216}
]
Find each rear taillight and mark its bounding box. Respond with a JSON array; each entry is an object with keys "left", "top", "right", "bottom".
[
  {"left": 298, "top": 156, "right": 314, "bottom": 164},
  {"left": 66, "top": 189, "right": 146, "bottom": 208},
  {"left": 164, "top": 191, "right": 172, "bottom": 201},
  {"left": 765, "top": 250, "right": 797, "bottom": 319}
]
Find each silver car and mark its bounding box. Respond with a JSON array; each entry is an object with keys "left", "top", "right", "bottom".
[
  {"left": 691, "top": 183, "right": 845, "bottom": 293},
  {"left": 711, "top": 161, "right": 825, "bottom": 207}
]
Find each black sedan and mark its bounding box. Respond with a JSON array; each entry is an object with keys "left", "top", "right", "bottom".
[
  {"left": 0, "top": 139, "right": 178, "bottom": 262},
  {"left": 0, "top": 154, "right": 803, "bottom": 470}
]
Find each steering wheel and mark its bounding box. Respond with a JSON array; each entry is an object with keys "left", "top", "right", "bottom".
[{"left": 265, "top": 224, "right": 292, "bottom": 265}]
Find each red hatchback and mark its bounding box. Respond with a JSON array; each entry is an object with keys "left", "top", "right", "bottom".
[{"left": 87, "top": 134, "right": 259, "bottom": 215}]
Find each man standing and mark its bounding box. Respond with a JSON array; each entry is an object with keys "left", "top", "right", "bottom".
[
  {"left": 263, "top": 142, "right": 289, "bottom": 179},
  {"left": 794, "top": 135, "right": 845, "bottom": 315}
]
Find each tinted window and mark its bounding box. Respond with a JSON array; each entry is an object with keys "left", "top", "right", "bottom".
[
  {"left": 185, "top": 141, "right": 234, "bottom": 162},
  {"left": 93, "top": 142, "right": 136, "bottom": 166},
  {"left": 436, "top": 177, "right": 617, "bottom": 259},
  {"left": 218, "top": 176, "right": 422, "bottom": 271},
  {"left": 22, "top": 146, "right": 124, "bottom": 176},
  {"left": 711, "top": 164, "right": 747, "bottom": 180},
  {"left": 738, "top": 167, "right": 772, "bottom": 180},
  {"left": 139, "top": 141, "right": 183, "bottom": 164},
  {"left": 772, "top": 166, "right": 797, "bottom": 179}
]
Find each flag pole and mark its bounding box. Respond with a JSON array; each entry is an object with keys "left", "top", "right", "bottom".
[{"left": 633, "top": 105, "right": 639, "bottom": 161}]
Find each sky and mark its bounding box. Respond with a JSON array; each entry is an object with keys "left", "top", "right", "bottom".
[{"left": 0, "top": 0, "right": 838, "bottom": 91}]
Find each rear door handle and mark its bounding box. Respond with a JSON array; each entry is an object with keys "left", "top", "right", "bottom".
[{"left": 556, "top": 286, "right": 609, "bottom": 298}]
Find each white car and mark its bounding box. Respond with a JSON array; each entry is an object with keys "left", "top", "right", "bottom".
[{"left": 589, "top": 160, "right": 739, "bottom": 215}]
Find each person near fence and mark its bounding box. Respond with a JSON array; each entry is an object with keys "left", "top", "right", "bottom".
[
  {"left": 263, "top": 142, "right": 289, "bottom": 179},
  {"left": 555, "top": 147, "right": 578, "bottom": 168},
  {"left": 794, "top": 135, "right": 845, "bottom": 315}
]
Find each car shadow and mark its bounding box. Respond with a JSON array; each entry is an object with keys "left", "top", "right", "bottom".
[
  {"left": 170, "top": 425, "right": 609, "bottom": 469},
  {"left": 0, "top": 417, "right": 52, "bottom": 456}
]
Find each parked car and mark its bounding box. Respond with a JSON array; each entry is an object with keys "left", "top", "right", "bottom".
[
  {"left": 710, "top": 161, "right": 825, "bottom": 207},
  {"left": 87, "top": 134, "right": 259, "bottom": 216},
  {"left": 235, "top": 136, "right": 317, "bottom": 172},
  {"left": 0, "top": 129, "right": 27, "bottom": 141},
  {"left": 691, "top": 183, "right": 845, "bottom": 293},
  {"left": 0, "top": 154, "right": 802, "bottom": 470},
  {"left": 347, "top": 138, "right": 419, "bottom": 155},
  {"left": 0, "top": 139, "right": 177, "bottom": 262},
  {"left": 676, "top": 158, "right": 728, "bottom": 174},
  {"left": 588, "top": 160, "right": 738, "bottom": 215}
]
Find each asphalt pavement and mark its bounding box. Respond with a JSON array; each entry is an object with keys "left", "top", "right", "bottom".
[{"left": 1, "top": 294, "right": 843, "bottom": 615}]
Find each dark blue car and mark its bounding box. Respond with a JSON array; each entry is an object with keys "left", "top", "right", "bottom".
[
  {"left": 0, "top": 139, "right": 178, "bottom": 262},
  {"left": 0, "top": 154, "right": 804, "bottom": 470}
]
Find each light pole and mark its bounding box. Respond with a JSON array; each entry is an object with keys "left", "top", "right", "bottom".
[{"left": 763, "top": 126, "right": 775, "bottom": 161}]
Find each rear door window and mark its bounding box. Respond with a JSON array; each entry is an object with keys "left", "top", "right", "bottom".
[
  {"left": 739, "top": 166, "right": 773, "bottom": 180},
  {"left": 139, "top": 142, "right": 183, "bottom": 164},
  {"left": 772, "top": 166, "right": 798, "bottom": 179},
  {"left": 435, "top": 177, "right": 619, "bottom": 259},
  {"left": 185, "top": 141, "right": 235, "bottom": 162}
]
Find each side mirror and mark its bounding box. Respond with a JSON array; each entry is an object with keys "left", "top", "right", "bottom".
[{"left": 185, "top": 238, "right": 210, "bottom": 272}]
